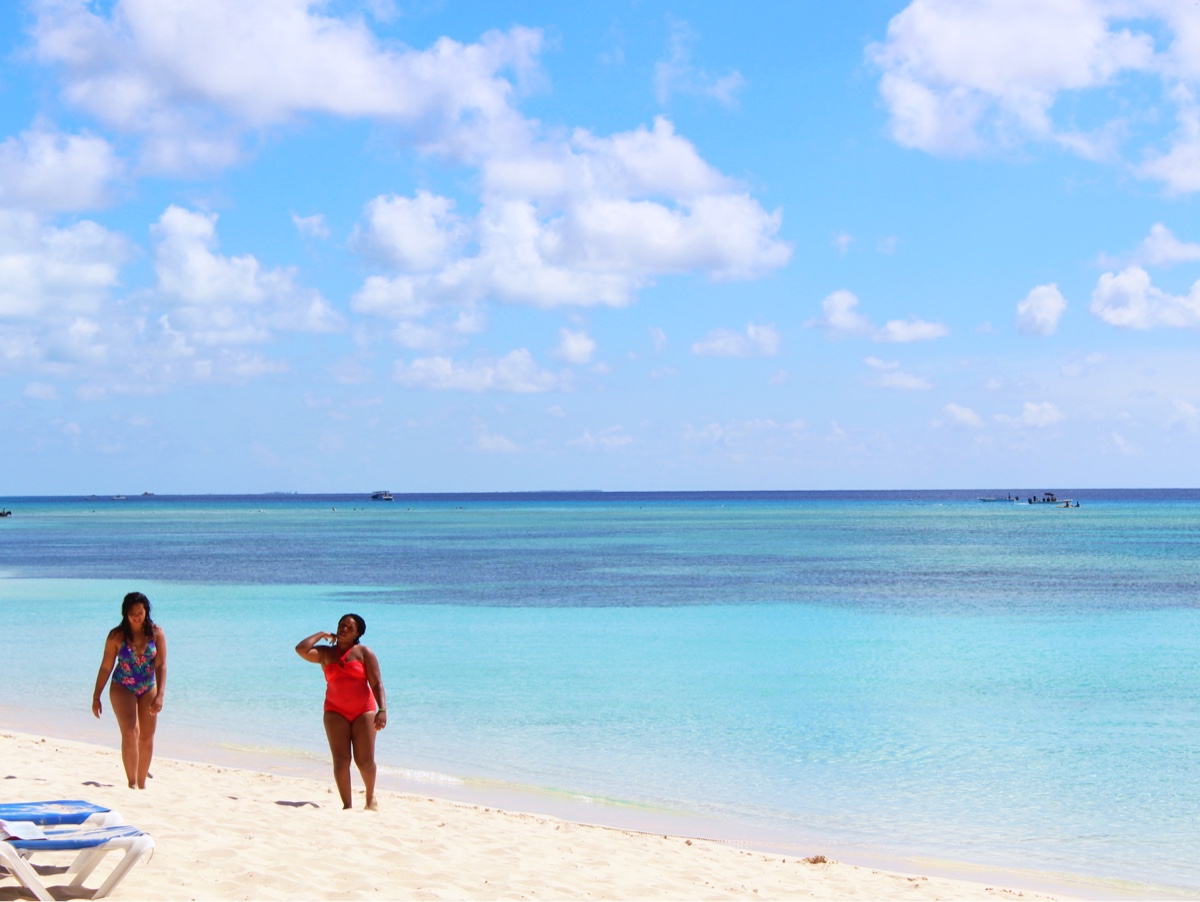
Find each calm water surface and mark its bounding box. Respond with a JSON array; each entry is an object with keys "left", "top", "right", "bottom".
[{"left": 0, "top": 490, "right": 1197, "bottom": 892}]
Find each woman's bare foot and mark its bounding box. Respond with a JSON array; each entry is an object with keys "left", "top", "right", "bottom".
[{"left": 365, "top": 796, "right": 379, "bottom": 811}]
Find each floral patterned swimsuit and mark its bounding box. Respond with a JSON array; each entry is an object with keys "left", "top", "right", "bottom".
[{"left": 113, "top": 640, "right": 157, "bottom": 697}]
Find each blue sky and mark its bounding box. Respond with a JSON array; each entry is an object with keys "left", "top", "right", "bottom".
[{"left": 3, "top": 0, "right": 1200, "bottom": 493}]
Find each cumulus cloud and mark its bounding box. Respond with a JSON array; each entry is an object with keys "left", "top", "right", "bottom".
[
  {"left": 391, "top": 311, "right": 484, "bottom": 352},
  {"left": 0, "top": 210, "right": 126, "bottom": 320},
  {"left": 1016, "top": 283, "right": 1067, "bottom": 335},
  {"left": 649, "top": 326, "right": 667, "bottom": 352},
  {"left": 1138, "top": 85, "right": 1200, "bottom": 194},
  {"left": 691, "top": 322, "right": 779, "bottom": 357},
  {"left": 553, "top": 328, "right": 596, "bottom": 364},
  {"left": 864, "top": 356, "right": 931, "bottom": 390},
  {"left": 1111, "top": 432, "right": 1141, "bottom": 456},
  {"left": 0, "top": 122, "right": 122, "bottom": 211},
  {"left": 868, "top": 0, "right": 1154, "bottom": 156},
  {"left": 1090, "top": 266, "right": 1200, "bottom": 329},
  {"left": 350, "top": 191, "right": 466, "bottom": 271},
  {"left": 568, "top": 426, "right": 633, "bottom": 450},
  {"left": 868, "top": 1, "right": 1200, "bottom": 192},
  {"left": 33, "top": 0, "right": 543, "bottom": 171},
  {"left": 291, "top": 212, "right": 329, "bottom": 240},
  {"left": 1168, "top": 399, "right": 1200, "bottom": 432},
  {"left": 877, "top": 318, "right": 949, "bottom": 342},
  {"left": 807, "top": 289, "right": 948, "bottom": 342},
  {"left": 152, "top": 205, "right": 341, "bottom": 344},
  {"left": 654, "top": 16, "right": 745, "bottom": 107},
  {"left": 393, "top": 348, "right": 560, "bottom": 392},
  {"left": 1019, "top": 401, "right": 1065, "bottom": 427},
  {"left": 351, "top": 117, "right": 790, "bottom": 314},
  {"left": 475, "top": 428, "right": 518, "bottom": 452},
  {"left": 1129, "top": 223, "right": 1200, "bottom": 267},
  {"left": 944, "top": 402, "right": 982, "bottom": 428}
]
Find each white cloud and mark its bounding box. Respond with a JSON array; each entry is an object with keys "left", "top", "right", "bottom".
[
  {"left": 388, "top": 310, "right": 484, "bottom": 352},
  {"left": 1131, "top": 222, "right": 1200, "bottom": 267},
  {"left": 807, "top": 290, "right": 948, "bottom": 342},
  {"left": 0, "top": 122, "right": 122, "bottom": 212},
  {"left": 832, "top": 232, "right": 853, "bottom": 254},
  {"left": 869, "top": 0, "right": 1155, "bottom": 156},
  {"left": 394, "top": 348, "right": 561, "bottom": 392},
  {"left": 648, "top": 326, "right": 667, "bottom": 353},
  {"left": 1138, "top": 85, "right": 1200, "bottom": 194},
  {"left": 352, "top": 118, "right": 790, "bottom": 315},
  {"left": 553, "top": 328, "right": 596, "bottom": 364},
  {"left": 569, "top": 426, "right": 633, "bottom": 450},
  {"left": 691, "top": 322, "right": 779, "bottom": 357},
  {"left": 1090, "top": 266, "right": 1200, "bottom": 329},
  {"left": 475, "top": 428, "right": 518, "bottom": 453},
  {"left": 864, "top": 356, "right": 931, "bottom": 390},
  {"left": 351, "top": 191, "right": 466, "bottom": 271},
  {"left": 34, "top": 0, "right": 543, "bottom": 171},
  {"left": 152, "top": 205, "right": 341, "bottom": 344},
  {"left": 866, "top": 0, "right": 1200, "bottom": 194},
  {"left": 876, "top": 317, "right": 949, "bottom": 343},
  {"left": 1168, "top": 399, "right": 1200, "bottom": 432},
  {"left": 681, "top": 417, "right": 806, "bottom": 449},
  {"left": 0, "top": 210, "right": 126, "bottom": 320},
  {"left": 944, "top": 402, "right": 983, "bottom": 428},
  {"left": 808, "top": 290, "right": 874, "bottom": 336},
  {"left": 291, "top": 212, "right": 329, "bottom": 240},
  {"left": 654, "top": 17, "right": 745, "bottom": 108},
  {"left": 1021, "top": 401, "right": 1065, "bottom": 427},
  {"left": 1111, "top": 431, "right": 1142, "bottom": 456},
  {"left": 1016, "top": 283, "right": 1067, "bottom": 336}
]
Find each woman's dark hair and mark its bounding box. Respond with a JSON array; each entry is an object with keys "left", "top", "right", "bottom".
[
  {"left": 116, "top": 591, "right": 156, "bottom": 643},
  {"left": 343, "top": 613, "right": 366, "bottom": 644}
]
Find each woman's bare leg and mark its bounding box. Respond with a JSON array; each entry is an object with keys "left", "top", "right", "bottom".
[
  {"left": 134, "top": 691, "right": 158, "bottom": 789},
  {"left": 323, "top": 712, "right": 354, "bottom": 808},
  {"left": 350, "top": 713, "right": 378, "bottom": 810},
  {"left": 108, "top": 684, "right": 139, "bottom": 789}
]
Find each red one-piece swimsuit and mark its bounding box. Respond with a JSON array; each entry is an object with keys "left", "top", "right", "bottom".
[{"left": 323, "top": 647, "right": 377, "bottom": 722}]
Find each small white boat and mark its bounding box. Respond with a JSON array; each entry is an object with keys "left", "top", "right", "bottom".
[{"left": 371, "top": 490, "right": 394, "bottom": 501}]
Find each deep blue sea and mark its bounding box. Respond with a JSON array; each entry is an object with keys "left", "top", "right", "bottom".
[{"left": 1, "top": 490, "right": 1197, "bottom": 893}]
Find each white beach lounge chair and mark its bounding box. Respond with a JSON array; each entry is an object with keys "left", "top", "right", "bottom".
[
  {"left": 0, "top": 800, "right": 124, "bottom": 828},
  {"left": 0, "top": 824, "right": 154, "bottom": 901}
]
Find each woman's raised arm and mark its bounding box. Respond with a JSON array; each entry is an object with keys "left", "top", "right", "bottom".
[{"left": 295, "top": 631, "right": 335, "bottom": 663}]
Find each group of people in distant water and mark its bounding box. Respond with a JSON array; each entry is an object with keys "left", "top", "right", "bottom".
[{"left": 93, "top": 593, "right": 386, "bottom": 808}]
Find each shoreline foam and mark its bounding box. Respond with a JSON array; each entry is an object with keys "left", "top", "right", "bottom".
[{"left": 0, "top": 729, "right": 1090, "bottom": 901}]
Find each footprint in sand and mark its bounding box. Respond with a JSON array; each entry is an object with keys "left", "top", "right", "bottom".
[{"left": 275, "top": 800, "right": 320, "bottom": 808}]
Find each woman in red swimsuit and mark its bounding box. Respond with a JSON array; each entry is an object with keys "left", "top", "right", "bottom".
[{"left": 296, "top": 614, "right": 387, "bottom": 809}]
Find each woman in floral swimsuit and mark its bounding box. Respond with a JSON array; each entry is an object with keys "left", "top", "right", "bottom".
[{"left": 91, "top": 592, "right": 168, "bottom": 789}]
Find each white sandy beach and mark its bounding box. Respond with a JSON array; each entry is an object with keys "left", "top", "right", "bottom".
[{"left": 0, "top": 730, "right": 1069, "bottom": 902}]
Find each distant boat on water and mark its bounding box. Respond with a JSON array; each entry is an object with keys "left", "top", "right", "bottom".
[
  {"left": 0, "top": 509, "right": 11, "bottom": 518},
  {"left": 371, "top": 490, "right": 394, "bottom": 501},
  {"left": 112, "top": 495, "right": 127, "bottom": 500},
  {"left": 978, "top": 494, "right": 1020, "bottom": 502}
]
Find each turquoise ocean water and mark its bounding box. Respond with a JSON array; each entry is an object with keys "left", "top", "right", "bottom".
[{"left": 0, "top": 490, "right": 1197, "bottom": 892}]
